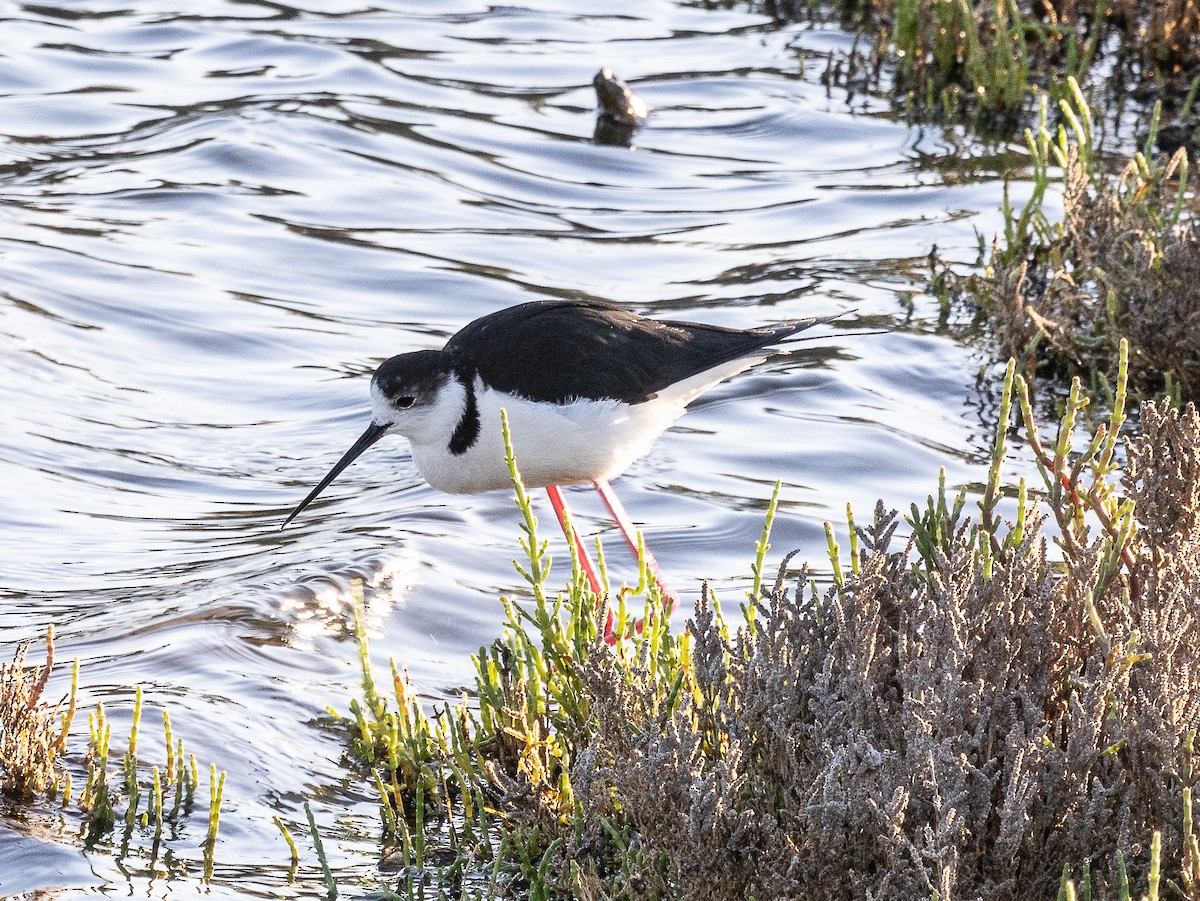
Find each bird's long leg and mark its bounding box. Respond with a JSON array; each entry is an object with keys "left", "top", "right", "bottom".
[
  {"left": 544, "top": 486, "right": 603, "bottom": 596},
  {"left": 592, "top": 479, "right": 676, "bottom": 610},
  {"left": 545, "top": 486, "right": 618, "bottom": 645}
]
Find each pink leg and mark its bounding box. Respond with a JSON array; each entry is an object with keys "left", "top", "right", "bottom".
[
  {"left": 593, "top": 479, "right": 676, "bottom": 611},
  {"left": 545, "top": 486, "right": 617, "bottom": 645},
  {"left": 545, "top": 486, "right": 602, "bottom": 596}
]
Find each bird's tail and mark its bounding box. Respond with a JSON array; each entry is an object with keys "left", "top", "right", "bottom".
[{"left": 755, "top": 310, "right": 857, "bottom": 344}]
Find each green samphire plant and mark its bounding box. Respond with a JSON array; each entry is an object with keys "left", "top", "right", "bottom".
[{"left": 335, "top": 355, "right": 1200, "bottom": 898}]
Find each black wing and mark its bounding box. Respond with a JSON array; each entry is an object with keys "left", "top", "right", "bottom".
[{"left": 443, "top": 299, "right": 827, "bottom": 405}]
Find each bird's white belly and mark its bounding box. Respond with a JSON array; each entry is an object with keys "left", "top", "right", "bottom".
[{"left": 410, "top": 387, "right": 681, "bottom": 493}]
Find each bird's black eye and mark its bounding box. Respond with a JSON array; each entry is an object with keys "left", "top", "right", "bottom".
[{"left": 396, "top": 396, "right": 416, "bottom": 409}]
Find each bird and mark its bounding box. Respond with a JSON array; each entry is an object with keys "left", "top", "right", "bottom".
[{"left": 282, "top": 299, "right": 844, "bottom": 606}]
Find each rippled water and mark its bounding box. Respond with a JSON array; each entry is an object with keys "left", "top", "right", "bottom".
[{"left": 1, "top": 0, "right": 1034, "bottom": 895}]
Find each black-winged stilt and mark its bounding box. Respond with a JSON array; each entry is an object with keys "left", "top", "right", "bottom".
[{"left": 282, "top": 299, "right": 843, "bottom": 601}]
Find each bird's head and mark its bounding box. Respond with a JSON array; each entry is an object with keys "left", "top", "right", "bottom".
[
  {"left": 282, "top": 350, "right": 463, "bottom": 528},
  {"left": 368, "top": 350, "right": 463, "bottom": 443}
]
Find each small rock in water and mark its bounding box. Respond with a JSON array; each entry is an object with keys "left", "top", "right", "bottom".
[{"left": 593, "top": 68, "right": 649, "bottom": 146}]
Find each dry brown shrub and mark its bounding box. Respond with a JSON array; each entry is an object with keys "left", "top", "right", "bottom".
[
  {"left": 981, "top": 143, "right": 1200, "bottom": 400},
  {"left": 486, "top": 402, "right": 1200, "bottom": 899},
  {"left": 0, "top": 627, "right": 69, "bottom": 803}
]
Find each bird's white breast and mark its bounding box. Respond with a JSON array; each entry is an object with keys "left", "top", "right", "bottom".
[
  {"left": 408, "top": 356, "right": 762, "bottom": 494},
  {"left": 408, "top": 383, "right": 655, "bottom": 492}
]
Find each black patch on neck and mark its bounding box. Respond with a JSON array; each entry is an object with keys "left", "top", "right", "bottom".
[{"left": 448, "top": 368, "right": 480, "bottom": 455}]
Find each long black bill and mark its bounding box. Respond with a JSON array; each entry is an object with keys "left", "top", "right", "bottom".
[{"left": 281, "top": 421, "right": 389, "bottom": 529}]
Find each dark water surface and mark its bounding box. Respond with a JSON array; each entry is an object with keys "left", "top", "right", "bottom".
[{"left": 1, "top": 0, "right": 1031, "bottom": 895}]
